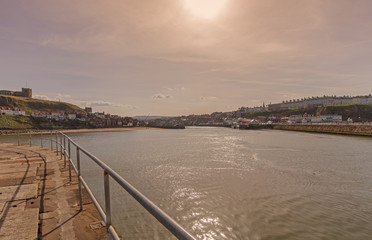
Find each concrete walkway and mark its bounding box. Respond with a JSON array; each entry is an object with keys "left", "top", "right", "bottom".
[{"left": 0, "top": 142, "right": 108, "bottom": 239}]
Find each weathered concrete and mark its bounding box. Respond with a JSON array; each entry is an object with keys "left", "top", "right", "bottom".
[
  {"left": 0, "top": 184, "right": 38, "bottom": 211},
  {"left": 0, "top": 142, "right": 108, "bottom": 239},
  {"left": 0, "top": 201, "right": 39, "bottom": 240}
]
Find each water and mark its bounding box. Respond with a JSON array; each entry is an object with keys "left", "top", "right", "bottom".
[{"left": 2, "top": 127, "right": 372, "bottom": 239}]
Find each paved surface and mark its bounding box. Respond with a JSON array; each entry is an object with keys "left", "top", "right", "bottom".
[{"left": 0, "top": 142, "right": 108, "bottom": 239}]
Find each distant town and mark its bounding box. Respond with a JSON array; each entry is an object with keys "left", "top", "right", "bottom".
[
  {"left": 1, "top": 88, "right": 372, "bottom": 130},
  {"left": 0, "top": 88, "right": 140, "bottom": 128}
]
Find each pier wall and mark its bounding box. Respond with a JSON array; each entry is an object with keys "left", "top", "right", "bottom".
[{"left": 273, "top": 124, "right": 372, "bottom": 137}]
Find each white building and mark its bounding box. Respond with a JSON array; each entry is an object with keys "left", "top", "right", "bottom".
[
  {"left": 0, "top": 107, "right": 25, "bottom": 116},
  {"left": 288, "top": 114, "right": 342, "bottom": 123},
  {"left": 12, "top": 108, "right": 26, "bottom": 116},
  {"left": 94, "top": 112, "right": 105, "bottom": 119},
  {"left": 0, "top": 107, "right": 15, "bottom": 115},
  {"left": 51, "top": 112, "right": 65, "bottom": 120},
  {"left": 32, "top": 112, "right": 48, "bottom": 118},
  {"left": 67, "top": 113, "right": 76, "bottom": 120}
]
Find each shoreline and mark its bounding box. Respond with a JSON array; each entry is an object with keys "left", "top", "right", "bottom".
[
  {"left": 273, "top": 124, "right": 372, "bottom": 137},
  {"left": 0, "top": 127, "right": 157, "bottom": 136}
]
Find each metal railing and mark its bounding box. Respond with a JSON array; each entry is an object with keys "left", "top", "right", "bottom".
[{"left": 21, "top": 131, "right": 195, "bottom": 240}]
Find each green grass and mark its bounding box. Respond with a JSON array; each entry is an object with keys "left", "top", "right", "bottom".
[
  {"left": 0, "top": 95, "right": 85, "bottom": 115},
  {"left": 0, "top": 115, "right": 93, "bottom": 130},
  {"left": 325, "top": 103, "right": 372, "bottom": 107},
  {"left": 0, "top": 115, "right": 35, "bottom": 129}
]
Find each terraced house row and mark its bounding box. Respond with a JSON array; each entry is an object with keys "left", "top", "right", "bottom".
[{"left": 0, "top": 106, "right": 26, "bottom": 116}]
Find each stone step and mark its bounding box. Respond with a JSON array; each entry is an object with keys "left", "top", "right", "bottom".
[
  {"left": 0, "top": 183, "right": 39, "bottom": 212},
  {"left": 0, "top": 201, "right": 39, "bottom": 240}
]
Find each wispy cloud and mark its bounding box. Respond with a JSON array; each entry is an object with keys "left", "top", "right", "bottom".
[
  {"left": 200, "top": 96, "right": 217, "bottom": 101},
  {"left": 34, "top": 93, "right": 136, "bottom": 109},
  {"left": 34, "top": 95, "right": 51, "bottom": 101},
  {"left": 153, "top": 94, "right": 173, "bottom": 99}
]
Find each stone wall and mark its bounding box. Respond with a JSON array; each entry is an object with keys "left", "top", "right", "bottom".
[{"left": 274, "top": 124, "right": 372, "bottom": 136}]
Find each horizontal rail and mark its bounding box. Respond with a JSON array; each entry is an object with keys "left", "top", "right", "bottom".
[
  {"left": 61, "top": 132, "right": 195, "bottom": 240},
  {"left": 80, "top": 177, "right": 107, "bottom": 223}
]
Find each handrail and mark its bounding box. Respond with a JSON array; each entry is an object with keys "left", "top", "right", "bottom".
[{"left": 23, "top": 130, "right": 195, "bottom": 240}]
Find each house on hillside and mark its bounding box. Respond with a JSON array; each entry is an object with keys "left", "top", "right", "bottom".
[
  {"left": 0, "top": 107, "right": 14, "bottom": 115},
  {"left": 0, "top": 107, "right": 26, "bottom": 116},
  {"left": 12, "top": 108, "right": 26, "bottom": 116},
  {"left": 67, "top": 113, "right": 76, "bottom": 120}
]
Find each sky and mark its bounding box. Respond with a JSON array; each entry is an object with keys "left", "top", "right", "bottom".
[{"left": 1, "top": 0, "right": 372, "bottom": 116}]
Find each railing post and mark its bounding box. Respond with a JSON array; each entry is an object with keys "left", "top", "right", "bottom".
[
  {"left": 76, "top": 147, "right": 83, "bottom": 211},
  {"left": 40, "top": 133, "right": 43, "bottom": 148},
  {"left": 63, "top": 135, "right": 66, "bottom": 168},
  {"left": 60, "top": 134, "right": 63, "bottom": 160},
  {"left": 50, "top": 132, "right": 53, "bottom": 151},
  {"left": 56, "top": 132, "right": 58, "bottom": 156},
  {"left": 68, "top": 139, "right": 72, "bottom": 182},
  {"left": 29, "top": 132, "right": 32, "bottom": 146},
  {"left": 104, "top": 171, "right": 111, "bottom": 231}
]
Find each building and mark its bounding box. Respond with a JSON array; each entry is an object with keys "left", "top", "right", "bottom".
[
  {"left": 85, "top": 107, "right": 92, "bottom": 113},
  {"left": 0, "top": 88, "right": 32, "bottom": 98},
  {"left": 0, "top": 107, "right": 26, "bottom": 116},
  {"left": 94, "top": 112, "right": 105, "bottom": 119},
  {"left": 288, "top": 114, "right": 342, "bottom": 123},
  {"left": 67, "top": 113, "right": 77, "bottom": 120}
]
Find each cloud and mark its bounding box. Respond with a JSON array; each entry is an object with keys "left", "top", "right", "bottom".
[
  {"left": 56, "top": 93, "right": 72, "bottom": 102},
  {"left": 34, "top": 93, "right": 136, "bottom": 109},
  {"left": 152, "top": 94, "right": 173, "bottom": 99},
  {"left": 165, "top": 87, "right": 186, "bottom": 91},
  {"left": 200, "top": 96, "right": 217, "bottom": 101},
  {"left": 83, "top": 100, "right": 136, "bottom": 109},
  {"left": 34, "top": 95, "right": 51, "bottom": 101},
  {"left": 89, "top": 101, "right": 121, "bottom": 107}
]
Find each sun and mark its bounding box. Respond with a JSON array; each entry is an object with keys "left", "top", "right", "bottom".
[{"left": 183, "top": 0, "right": 227, "bottom": 20}]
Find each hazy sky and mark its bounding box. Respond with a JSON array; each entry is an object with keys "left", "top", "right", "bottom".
[{"left": 1, "top": 0, "right": 372, "bottom": 116}]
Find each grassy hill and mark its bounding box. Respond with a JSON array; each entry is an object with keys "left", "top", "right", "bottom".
[
  {"left": 0, "top": 95, "right": 88, "bottom": 130},
  {"left": 0, "top": 95, "right": 85, "bottom": 114},
  {"left": 240, "top": 103, "right": 372, "bottom": 122},
  {"left": 317, "top": 104, "right": 372, "bottom": 122},
  {"left": 0, "top": 115, "right": 35, "bottom": 129}
]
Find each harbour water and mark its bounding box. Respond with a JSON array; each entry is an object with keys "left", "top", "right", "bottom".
[{"left": 2, "top": 127, "right": 372, "bottom": 239}]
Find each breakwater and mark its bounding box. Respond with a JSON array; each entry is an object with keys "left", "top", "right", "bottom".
[{"left": 274, "top": 123, "right": 372, "bottom": 136}]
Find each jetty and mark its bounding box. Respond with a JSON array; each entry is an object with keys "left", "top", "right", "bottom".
[{"left": 0, "top": 142, "right": 107, "bottom": 239}]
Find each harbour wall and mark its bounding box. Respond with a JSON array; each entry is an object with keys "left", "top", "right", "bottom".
[{"left": 273, "top": 124, "right": 372, "bottom": 137}]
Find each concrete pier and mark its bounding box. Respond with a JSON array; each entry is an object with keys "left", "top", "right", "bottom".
[{"left": 0, "top": 142, "right": 108, "bottom": 239}]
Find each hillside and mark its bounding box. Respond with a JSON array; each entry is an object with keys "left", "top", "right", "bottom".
[
  {"left": 239, "top": 103, "right": 372, "bottom": 122},
  {"left": 0, "top": 95, "right": 85, "bottom": 114}
]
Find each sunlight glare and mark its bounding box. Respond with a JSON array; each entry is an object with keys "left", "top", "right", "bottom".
[{"left": 183, "top": 0, "right": 227, "bottom": 20}]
